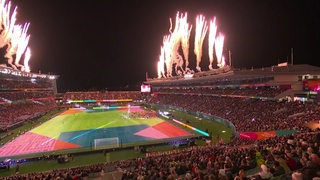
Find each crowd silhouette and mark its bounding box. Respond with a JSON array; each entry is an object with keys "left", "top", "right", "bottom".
[{"left": 1, "top": 88, "right": 320, "bottom": 179}]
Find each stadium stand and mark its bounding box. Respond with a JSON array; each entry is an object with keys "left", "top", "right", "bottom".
[
  {"left": 2, "top": 131, "right": 319, "bottom": 179},
  {"left": 0, "top": 67, "right": 58, "bottom": 131},
  {"left": 63, "top": 91, "right": 142, "bottom": 102},
  {"left": 149, "top": 93, "right": 320, "bottom": 132},
  {"left": 2, "top": 65, "right": 320, "bottom": 179}
]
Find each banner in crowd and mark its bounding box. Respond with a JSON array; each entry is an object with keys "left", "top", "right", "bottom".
[{"left": 238, "top": 129, "right": 298, "bottom": 140}]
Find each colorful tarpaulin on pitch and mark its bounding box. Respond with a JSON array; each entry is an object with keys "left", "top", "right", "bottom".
[{"left": 238, "top": 129, "right": 298, "bottom": 140}]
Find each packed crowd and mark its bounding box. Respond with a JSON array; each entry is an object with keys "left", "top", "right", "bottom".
[
  {"left": 0, "top": 77, "right": 54, "bottom": 89},
  {"left": 0, "top": 101, "right": 57, "bottom": 130},
  {"left": 0, "top": 90, "right": 56, "bottom": 130},
  {"left": 153, "top": 86, "right": 288, "bottom": 98},
  {"left": 118, "top": 132, "right": 319, "bottom": 180},
  {"left": 156, "top": 75, "right": 274, "bottom": 87},
  {"left": 0, "top": 75, "right": 57, "bottom": 131},
  {"left": 1, "top": 89, "right": 320, "bottom": 179},
  {"left": 150, "top": 94, "right": 320, "bottom": 132},
  {"left": 0, "top": 91, "right": 55, "bottom": 101},
  {"left": 63, "top": 91, "right": 142, "bottom": 101},
  {"left": 3, "top": 131, "right": 319, "bottom": 180}
]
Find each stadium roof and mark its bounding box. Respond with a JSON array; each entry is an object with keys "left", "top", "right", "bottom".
[
  {"left": 0, "top": 66, "right": 59, "bottom": 80},
  {"left": 146, "top": 64, "right": 320, "bottom": 86}
]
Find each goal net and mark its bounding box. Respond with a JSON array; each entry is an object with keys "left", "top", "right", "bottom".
[{"left": 93, "top": 137, "right": 120, "bottom": 150}]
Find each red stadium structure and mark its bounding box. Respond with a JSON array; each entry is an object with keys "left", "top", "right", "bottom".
[
  {"left": 1, "top": 2, "right": 319, "bottom": 179},
  {"left": 0, "top": 67, "right": 58, "bottom": 131},
  {"left": 1, "top": 60, "right": 320, "bottom": 179}
]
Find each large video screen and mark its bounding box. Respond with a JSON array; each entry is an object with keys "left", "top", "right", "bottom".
[
  {"left": 141, "top": 84, "right": 151, "bottom": 93},
  {"left": 303, "top": 80, "right": 320, "bottom": 92}
]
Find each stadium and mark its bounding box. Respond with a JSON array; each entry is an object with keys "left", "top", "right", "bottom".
[
  {"left": 1, "top": 62, "right": 320, "bottom": 179},
  {"left": 0, "top": 1, "right": 320, "bottom": 180}
]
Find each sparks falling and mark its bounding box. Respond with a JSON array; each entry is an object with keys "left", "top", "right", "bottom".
[
  {"left": 163, "top": 35, "right": 173, "bottom": 77},
  {"left": 215, "top": 32, "right": 225, "bottom": 68},
  {"left": 0, "top": 1, "right": 17, "bottom": 48},
  {"left": 157, "top": 11, "right": 227, "bottom": 78},
  {"left": 15, "top": 23, "right": 30, "bottom": 70},
  {"left": 179, "top": 13, "right": 192, "bottom": 71},
  {"left": 157, "top": 46, "right": 165, "bottom": 78},
  {"left": 0, "top": 0, "right": 31, "bottom": 72},
  {"left": 159, "top": 12, "right": 191, "bottom": 78},
  {"left": 169, "top": 12, "right": 186, "bottom": 76},
  {"left": 208, "top": 17, "right": 217, "bottom": 70},
  {"left": 194, "top": 15, "right": 208, "bottom": 72}
]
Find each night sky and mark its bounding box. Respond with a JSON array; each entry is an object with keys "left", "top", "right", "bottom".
[{"left": 9, "top": 0, "right": 320, "bottom": 92}]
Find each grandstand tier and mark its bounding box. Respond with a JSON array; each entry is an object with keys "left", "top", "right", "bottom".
[
  {"left": 146, "top": 64, "right": 320, "bottom": 102},
  {"left": 1, "top": 64, "right": 320, "bottom": 179},
  {"left": 0, "top": 67, "right": 58, "bottom": 131}
]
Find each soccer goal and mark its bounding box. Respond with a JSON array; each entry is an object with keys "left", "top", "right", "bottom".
[{"left": 93, "top": 137, "right": 120, "bottom": 150}]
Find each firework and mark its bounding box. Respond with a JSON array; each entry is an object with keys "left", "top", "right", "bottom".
[
  {"left": 157, "top": 11, "right": 227, "bottom": 78},
  {"left": 0, "top": 1, "right": 17, "bottom": 48},
  {"left": 157, "top": 46, "right": 165, "bottom": 78},
  {"left": 163, "top": 35, "right": 172, "bottom": 77},
  {"left": 215, "top": 32, "right": 225, "bottom": 68},
  {"left": 5, "top": 24, "right": 21, "bottom": 70},
  {"left": 179, "top": 13, "right": 192, "bottom": 71},
  {"left": 169, "top": 12, "right": 184, "bottom": 75},
  {"left": 208, "top": 17, "right": 217, "bottom": 70},
  {"left": 15, "top": 23, "right": 30, "bottom": 69},
  {"left": 194, "top": 15, "right": 208, "bottom": 72},
  {"left": 158, "top": 12, "right": 186, "bottom": 77},
  {"left": 220, "top": 55, "right": 226, "bottom": 67},
  {"left": 0, "top": 0, "right": 31, "bottom": 72}
]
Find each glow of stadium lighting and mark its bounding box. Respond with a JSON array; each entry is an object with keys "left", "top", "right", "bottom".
[
  {"left": 194, "top": 14, "right": 208, "bottom": 72},
  {"left": 159, "top": 111, "right": 170, "bottom": 119},
  {"left": 162, "top": 114, "right": 170, "bottom": 119},
  {"left": 92, "top": 106, "right": 106, "bottom": 110},
  {"left": 208, "top": 17, "right": 217, "bottom": 70},
  {"left": 215, "top": 32, "right": 225, "bottom": 68}
]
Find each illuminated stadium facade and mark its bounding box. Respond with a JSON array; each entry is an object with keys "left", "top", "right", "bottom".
[
  {"left": 0, "top": 1, "right": 59, "bottom": 132},
  {"left": 150, "top": 11, "right": 320, "bottom": 102},
  {"left": 156, "top": 12, "right": 229, "bottom": 79},
  {"left": 0, "top": 66, "right": 58, "bottom": 131},
  {"left": 147, "top": 64, "right": 320, "bottom": 102},
  {"left": 0, "top": 4, "right": 320, "bottom": 180},
  {"left": 0, "top": 66, "right": 58, "bottom": 94}
]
